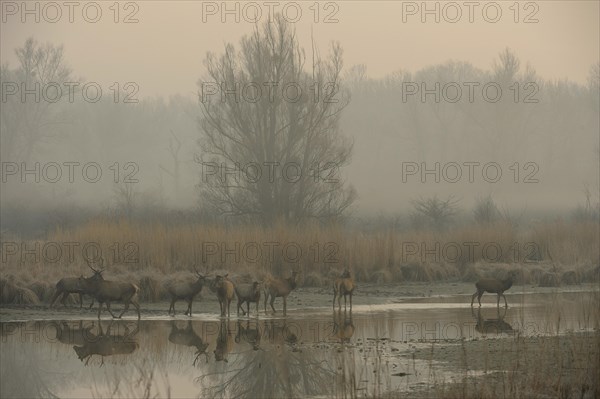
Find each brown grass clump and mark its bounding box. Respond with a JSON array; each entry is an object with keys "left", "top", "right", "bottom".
[
  {"left": 561, "top": 270, "right": 580, "bottom": 285},
  {"left": 0, "top": 278, "right": 40, "bottom": 305},
  {"left": 1, "top": 218, "right": 598, "bottom": 298},
  {"left": 137, "top": 275, "right": 165, "bottom": 302},
  {"left": 539, "top": 272, "right": 561, "bottom": 287}
]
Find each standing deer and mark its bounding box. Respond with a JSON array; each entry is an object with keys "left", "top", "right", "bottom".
[
  {"left": 333, "top": 269, "right": 355, "bottom": 310},
  {"left": 214, "top": 274, "right": 235, "bottom": 317},
  {"left": 165, "top": 267, "right": 206, "bottom": 316},
  {"left": 470, "top": 270, "right": 518, "bottom": 308},
  {"left": 49, "top": 276, "right": 95, "bottom": 309},
  {"left": 168, "top": 320, "right": 209, "bottom": 366},
  {"left": 263, "top": 269, "right": 299, "bottom": 316},
  {"left": 79, "top": 258, "right": 141, "bottom": 320},
  {"left": 235, "top": 281, "right": 261, "bottom": 316}
]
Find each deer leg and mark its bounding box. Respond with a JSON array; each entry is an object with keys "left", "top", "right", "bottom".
[
  {"left": 168, "top": 300, "right": 175, "bottom": 315},
  {"left": 60, "top": 293, "right": 68, "bottom": 307},
  {"left": 477, "top": 292, "right": 483, "bottom": 306},
  {"left": 470, "top": 292, "right": 478, "bottom": 307},
  {"left": 132, "top": 299, "right": 141, "bottom": 320},
  {"left": 502, "top": 294, "right": 508, "bottom": 308},
  {"left": 227, "top": 299, "right": 231, "bottom": 318},
  {"left": 88, "top": 298, "right": 95, "bottom": 310},
  {"left": 497, "top": 294, "right": 501, "bottom": 308},
  {"left": 270, "top": 295, "right": 276, "bottom": 313},
  {"left": 108, "top": 302, "right": 121, "bottom": 318},
  {"left": 97, "top": 302, "right": 104, "bottom": 319},
  {"left": 283, "top": 297, "right": 287, "bottom": 316},
  {"left": 49, "top": 291, "right": 60, "bottom": 308},
  {"left": 349, "top": 293, "right": 353, "bottom": 310}
]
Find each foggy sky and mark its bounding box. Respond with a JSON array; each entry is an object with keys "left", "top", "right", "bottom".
[{"left": 1, "top": 1, "right": 598, "bottom": 98}]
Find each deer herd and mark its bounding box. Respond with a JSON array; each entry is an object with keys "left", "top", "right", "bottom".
[
  {"left": 50, "top": 259, "right": 356, "bottom": 319},
  {"left": 50, "top": 257, "right": 518, "bottom": 320}
]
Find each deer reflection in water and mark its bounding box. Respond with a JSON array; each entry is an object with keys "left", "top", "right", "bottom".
[
  {"left": 72, "top": 320, "right": 139, "bottom": 366},
  {"left": 333, "top": 309, "right": 355, "bottom": 344},
  {"left": 197, "top": 318, "right": 334, "bottom": 399},
  {"left": 54, "top": 321, "right": 96, "bottom": 346},
  {"left": 235, "top": 320, "right": 261, "bottom": 351},
  {"left": 472, "top": 307, "right": 515, "bottom": 336},
  {"left": 168, "top": 320, "right": 209, "bottom": 366},
  {"left": 214, "top": 320, "right": 235, "bottom": 362}
]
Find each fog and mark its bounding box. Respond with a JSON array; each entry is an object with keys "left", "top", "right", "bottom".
[{"left": 1, "top": 1, "right": 599, "bottom": 234}]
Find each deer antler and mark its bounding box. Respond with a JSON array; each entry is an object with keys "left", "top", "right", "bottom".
[
  {"left": 192, "top": 263, "right": 204, "bottom": 278},
  {"left": 85, "top": 257, "right": 105, "bottom": 274}
]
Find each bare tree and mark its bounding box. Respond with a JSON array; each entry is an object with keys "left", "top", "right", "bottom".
[
  {"left": 0, "top": 38, "right": 76, "bottom": 160},
  {"left": 196, "top": 15, "right": 355, "bottom": 225},
  {"left": 411, "top": 195, "right": 460, "bottom": 230}
]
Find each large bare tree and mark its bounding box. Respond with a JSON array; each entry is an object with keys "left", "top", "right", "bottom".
[
  {"left": 0, "top": 38, "right": 75, "bottom": 161},
  {"left": 196, "top": 16, "right": 355, "bottom": 225}
]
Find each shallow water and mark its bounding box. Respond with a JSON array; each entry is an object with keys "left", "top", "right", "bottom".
[{"left": 1, "top": 290, "right": 597, "bottom": 398}]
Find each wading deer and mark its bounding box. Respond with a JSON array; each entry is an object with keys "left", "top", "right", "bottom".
[
  {"left": 166, "top": 267, "right": 206, "bottom": 316},
  {"left": 214, "top": 274, "right": 235, "bottom": 317},
  {"left": 49, "top": 276, "right": 95, "bottom": 309},
  {"left": 72, "top": 321, "right": 139, "bottom": 366},
  {"left": 333, "top": 269, "right": 355, "bottom": 310},
  {"left": 168, "top": 320, "right": 209, "bottom": 365},
  {"left": 263, "top": 269, "right": 299, "bottom": 316},
  {"left": 235, "top": 281, "right": 261, "bottom": 316},
  {"left": 79, "top": 258, "right": 141, "bottom": 320},
  {"left": 471, "top": 270, "right": 518, "bottom": 308}
]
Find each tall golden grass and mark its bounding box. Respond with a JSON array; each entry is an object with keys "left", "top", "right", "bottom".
[{"left": 1, "top": 218, "right": 598, "bottom": 304}]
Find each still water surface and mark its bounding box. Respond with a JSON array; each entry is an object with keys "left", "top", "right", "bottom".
[{"left": 1, "top": 290, "right": 597, "bottom": 398}]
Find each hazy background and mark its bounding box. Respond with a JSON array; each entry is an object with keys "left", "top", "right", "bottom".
[{"left": 1, "top": 1, "right": 599, "bottom": 234}]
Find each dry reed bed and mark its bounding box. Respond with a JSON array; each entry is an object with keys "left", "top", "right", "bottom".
[{"left": 1, "top": 219, "right": 598, "bottom": 305}]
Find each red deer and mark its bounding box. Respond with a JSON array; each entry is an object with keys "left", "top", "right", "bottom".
[
  {"left": 235, "top": 281, "right": 261, "bottom": 316},
  {"left": 471, "top": 270, "right": 518, "bottom": 308},
  {"left": 214, "top": 274, "right": 235, "bottom": 317},
  {"left": 49, "top": 276, "right": 95, "bottom": 309},
  {"left": 333, "top": 269, "right": 355, "bottom": 310},
  {"left": 79, "top": 258, "right": 141, "bottom": 320},
  {"left": 263, "top": 269, "right": 299, "bottom": 316},
  {"left": 165, "top": 267, "right": 206, "bottom": 316}
]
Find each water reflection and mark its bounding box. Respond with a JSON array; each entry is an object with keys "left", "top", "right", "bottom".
[
  {"left": 0, "top": 290, "right": 596, "bottom": 398},
  {"left": 472, "top": 307, "right": 515, "bottom": 336},
  {"left": 168, "top": 320, "right": 209, "bottom": 366},
  {"left": 333, "top": 309, "right": 355, "bottom": 343},
  {"left": 72, "top": 321, "right": 139, "bottom": 366}
]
